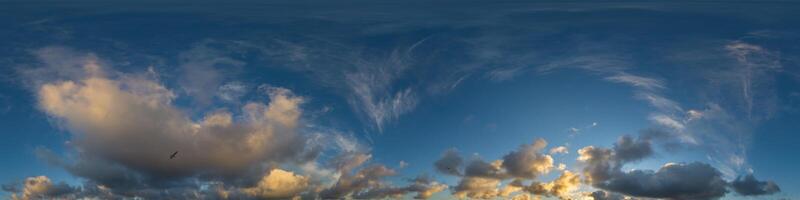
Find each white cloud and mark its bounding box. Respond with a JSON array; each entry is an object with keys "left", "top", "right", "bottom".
[
  {"left": 649, "top": 114, "right": 685, "bottom": 130},
  {"left": 605, "top": 73, "right": 665, "bottom": 91},
  {"left": 549, "top": 146, "right": 569, "bottom": 155},
  {"left": 241, "top": 169, "right": 309, "bottom": 199}
]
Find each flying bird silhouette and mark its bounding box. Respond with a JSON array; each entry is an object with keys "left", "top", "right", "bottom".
[{"left": 170, "top": 151, "right": 178, "bottom": 159}]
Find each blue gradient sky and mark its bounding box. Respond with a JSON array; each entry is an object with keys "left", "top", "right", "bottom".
[{"left": 1, "top": 1, "right": 799, "bottom": 199}]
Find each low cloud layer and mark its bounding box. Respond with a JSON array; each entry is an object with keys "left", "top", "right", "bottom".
[
  {"left": 579, "top": 134, "right": 780, "bottom": 200},
  {"left": 731, "top": 174, "right": 781, "bottom": 196},
  {"left": 434, "top": 139, "right": 580, "bottom": 199}
]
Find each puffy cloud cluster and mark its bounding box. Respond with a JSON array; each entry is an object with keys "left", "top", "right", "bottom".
[
  {"left": 578, "top": 134, "right": 781, "bottom": 199},
  {"left": 4, "top": 176, "right": 77, "bottom": 200},
  {"left": 434, "top": 149, "right": 464, "bottom": 176},
  {"left": 241, "top": 169, "right": 309, "bottom": 199},
  {"left": 502, "top": 139, "right": 554, "bottom": 179},
  {"left": 320, "top": 152, "right": 447, "bottom": 199},
  {"left": 16, "top": 49, "right": 447, "bottom": 199},
  {"left": 522, "top": 170, "right": 581, "bottom": 198},
  {"left": 436, "top": 139, "right": 581, "bottom": 199},
  {"left": 588, "top": 190, "right": 626, "bottom": 200},
  {"left": 730, "top": 174, "right": 781, "bottom": 196},
  {"left": 36, "top": 64, "right": 311, "bottom": 183}
]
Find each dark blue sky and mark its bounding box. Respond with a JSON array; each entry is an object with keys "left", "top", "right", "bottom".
[{"left": 1, "top": 1, "right": 798, "bottom": 199}]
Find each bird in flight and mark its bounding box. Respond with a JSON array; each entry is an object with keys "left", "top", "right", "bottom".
[{"left": 169, "top": 151, "right": 178, "bottom": 159}]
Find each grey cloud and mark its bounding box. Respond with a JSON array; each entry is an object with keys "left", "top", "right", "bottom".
[
  {"left": 321, "top": 164, "right": 397, "bottom": 199},
  {"left": 598, "top": 162, "right": 728, "bottom": 200},
  {"left": 579, "top": 134, "right": 781, "bottom": 200},
  {"left": 612, "top": 135, "right": 653, "bottom": 163},
  {"left": 351, "top": 175, "right": 447, "bottom": 199},
  {"left": 436, "top": 139, "right": 560, "bottom": 199},
  {"left": 4, "top": 176, "right": 78, "bottom": 200},
  {"left": 501, "top": 139, "right": 553, "bottom": 179},
  {"left": 464, "top": 159, "right": 507, "bottom": 179},
  {"left": 589, "top": 190, "right": 627, "bottom": 200},
  {"left": 731, "top": 174, "right": 780, "bottom": 196},
  {"left": 23, "top": 49, "right": 340, "bottom": 199},
  {"left": 434, "top": 149, "right": 464, "bottom": 176},
  {"left": 320, "top": 152, "right": 447, "bottom": 199}
]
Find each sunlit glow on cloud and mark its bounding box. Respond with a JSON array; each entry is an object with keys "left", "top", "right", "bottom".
[{"left": 1, "top": 2, "right": 797, "bottom": 200}]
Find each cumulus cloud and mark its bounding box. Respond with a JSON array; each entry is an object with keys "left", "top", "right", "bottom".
[
  {"left": 502, "top": 139, "right": 554, "bottom": 179},
  {"left": 434, "top": 149, "right": 464, "bottom": 176},
  {"left": 320, "top": 151, "right": 447, "bottom": 199},
  {"left": 731, "top": 174, "right": 780, "bottom": 196},
  {"left": 19, "top": 49, "right": 450, "bottom": 199},
  {"left": 37, "top": 64, "right": 310, "bottom": 182},
  {"left": 464, "top": 159, "right": 507, "bottom": 179},
  {"left": 352, "top": 175, "right": 448, "bottom": 199},
  {"left": 437, "top": 139, "right": 568, "bottom": 199},
  {"left": 577, "top": 134, "right": 780, "bottom": 199},
  {"left": 588, "top": 190, "right": 626, "bottom": 200},
  {"left": 599, "top": 162, "right": 728, "bottom": 200},
  {"left": 523, "top": 171, "right": 581, "bottom": 199},
  {"left": 241, "top": 169, "right": 309, "bottom": 199},
  {"left": 5, "top": 176, "right": 77, "bottom": 200},
  {"left": 452, "top": 177, "right": 503, "bottom": 199}
]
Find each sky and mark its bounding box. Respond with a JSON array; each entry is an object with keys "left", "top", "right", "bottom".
[{"left": 1, "top": 1, "right": 799, "bottom": 200}]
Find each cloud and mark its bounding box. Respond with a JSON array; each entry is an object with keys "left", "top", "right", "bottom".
[
  {"left": 612, "top": 135, "right": 653, "bottom": 163},
  {"left": 17, "top": 46, "right": 104, "bottom": 89},
  {"left": 522, "top": 171, "right": 581, "bottom": 199},
  {"left": 320, "top": 163, "right": 396, "bottom": 198},
  {"left": 577, "top": 134, "right": 781, "bottom": 199},
  {"left": 177, "top": 43, "right": 245, "bottom": 106},
  {"left": 464, "top": 159, "right": 507, "bottom": 179},
  {"left": 486, "top": 67, "right": 525, "bottom": 82},
  {"left": 437, "top": 139, "right": 565, "bottom": 199},
  {"left": 22, "top": 50, "right": 446, "bottom": 199},
  {"left": 731, "top": 174, "right": 781, "bottom": 196},
  {"left": 240, "top": 169, "right": 309, "bottom": 199},
  {"left": 549, "top": 146, "right": 568, "bottom": 155},
  {"left": 588, "top": 190, "right": 626, "bottom": 200},
  {"left": 636, "top": 93, "right": 683, "bottom": 114},
  {"left": 598, "top": 162, "right": 728, "bottom": 200},
  {"left": 255, "top": 39, "right": 428, "bottom": 132},
  {"left": 217, "top": 81, "right": 248, "bottom": 102},
  {"left": 452, "top": 177, "right": 503, "bottom": 199},
  {"left": 502, "top": 139, "right": 554, "bottom": 179},
  {"left": 37, "top": 64, "right": 310, "bottom": 182},
  {"left": 5, "top": 176, "right": 77, "bottom": 200},
  {"left": 724, "top": 41, "right": 782, "bottom": 120},
  {"left": 605, "top": 73, "right": 665, "bottom": 91},
  {"left": 351, "top": 175, "right": 448, "bottom": 199},
  {"left": 434, "top": 149, "right": 464, "bottom": 176}
]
